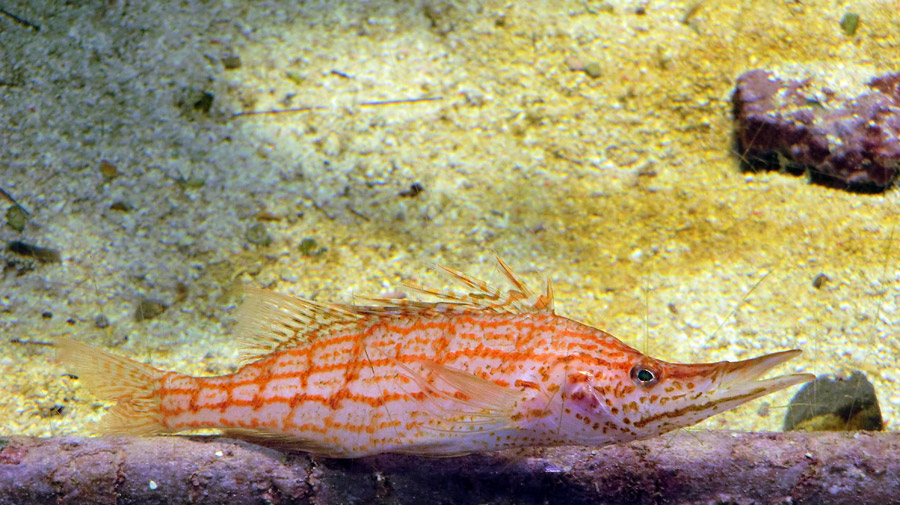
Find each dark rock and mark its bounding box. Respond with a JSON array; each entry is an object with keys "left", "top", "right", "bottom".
[
  {"left": 398, "top": 182, "right": 425, "bottom": 198},
  {"left": 222, "top": 54, "right": 242, "bottom": 70},
  {"left": 298, "top": 237, "right": 320, "bottom": 256},
  {"left": 5, "top": 205, "right": 26, "bottom": 231},
  {"left": 246, "top": 223, "right": 273, "bottom": 246},
  {"left": 840, "top": 12, "right": 860, "bottom": 36},
  {"left": 784, "top": 371, "right": 883, "bottom": 431},
  {"left": 134, "top": 298, "right": 167, "bottom": 322},
  {"left": 175, "top": 86, "right": 215, "bottom": 118},
  {"left": 7, "top": 241, "right": 61, "bottom": 263},
  {"left": 733, "top": 69, "right": 900, "bottom": 192},
  {"left": 109, "top": 200, "right": 132, "bottom": 212}
]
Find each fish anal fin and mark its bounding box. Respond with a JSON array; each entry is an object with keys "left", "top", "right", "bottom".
[{"left": 221, "top": 428, "right": 350, "bottom": 456}]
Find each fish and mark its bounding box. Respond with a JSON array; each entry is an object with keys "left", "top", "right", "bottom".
[{"left": 54, "top": 257, "right": 814, "bottom": 457}]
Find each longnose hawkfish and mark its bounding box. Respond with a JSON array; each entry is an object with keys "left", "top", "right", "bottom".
[{"left": 55, "top": 258, "right": 813, "bottom": 457}]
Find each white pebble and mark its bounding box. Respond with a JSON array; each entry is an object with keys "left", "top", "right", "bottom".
[{"left": 630, "top": 249, "right": 643, "bottom": 262}]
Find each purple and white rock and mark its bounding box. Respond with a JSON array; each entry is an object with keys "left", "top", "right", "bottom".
[{"left": 733, "top": 68, "right": 900, "bottom": 191}]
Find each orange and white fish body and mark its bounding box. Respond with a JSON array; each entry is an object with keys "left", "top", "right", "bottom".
[{"left": 57, "top": 258, "right": 813, "bottom": 457}]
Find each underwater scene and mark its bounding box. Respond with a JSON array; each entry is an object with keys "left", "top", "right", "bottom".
[{"left": 1, "top": 0, "right": 899, "bottom": 503}]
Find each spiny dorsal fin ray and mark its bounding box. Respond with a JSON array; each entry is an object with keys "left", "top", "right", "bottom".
[{"left": 354, "top": 256, "right": 555, "bottom": 316}]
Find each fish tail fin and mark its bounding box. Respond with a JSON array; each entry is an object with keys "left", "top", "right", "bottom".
[{"left": 55, "top": 338, "right": 167, "bottom": 436}]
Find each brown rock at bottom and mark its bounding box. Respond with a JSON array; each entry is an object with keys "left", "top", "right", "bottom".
[{"left": 1, "top": 431, "right": 899, "bottom": 505}]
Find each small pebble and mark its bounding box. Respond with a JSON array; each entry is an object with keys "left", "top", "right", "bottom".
[
  {"left": 109, "top": 201, "right": 132, "bottom": 212},
  {"left": 182, "top": 175, "right": 205, "bottom": 188},
  {"left": 298, "top": 237, "right": 318, "bottom": 256},
  {"left": 135, "top": 299, "right": 167, "bottom": 322},
  {"left": 175, "top": 87, "right": 215, "bottom": 116},
  {"left": 94, "top": 314, "right": 109, "bottom": 328},
  {"left": 583, "top": 62, "right": 602, "bottom": 79},
  {"left": 399, "top": 183, "right": 424, "bottom": 198},
  {"left": 285, "top": 70, "right": 305, "bottom": 86},
  {"left": 193, "top": 92, "right": 214, "bottom": 113},
  {"left": 629, "top": 248, "right": 643, "bottom": 262},
  {"left": 812, "top": 273, "right": 830, "bottom": 289},
  {"left": 246, "top": 223, "right": 273, "bottom": 246},
  {"left": 99, "top": 160, "right": 118, "bottom": 178},
  {"left": 222, "top": 54, "right": 242, "bottom": 70},
  {"left": 840, "top": 12, "right": 860, "bottom": 36},
  {"left": 5, "top": 205, "right": 27, "bottom": 232}
]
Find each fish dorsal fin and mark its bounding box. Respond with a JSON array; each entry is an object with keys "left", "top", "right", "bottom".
[
  {"left": 234, "top": 287, "right": 364, "bottom": 363},
  {"left": 234, "top": 257, "right": 553, "bottom": 360},
  {"left": 352, "top": 256, "right": 555, "bottom": 316},
  {"left": 433, "top": 256, "right": 554, "bottom": 314}
]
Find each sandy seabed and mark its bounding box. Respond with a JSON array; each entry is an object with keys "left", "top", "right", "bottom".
[{"left": 1, "top": 0, "right": 899, "bottom": 440}]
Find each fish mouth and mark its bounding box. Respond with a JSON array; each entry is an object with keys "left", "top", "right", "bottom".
[
  {"left": 630, "top": 350, "right": 813, "bottom": 437},
  {"left": 717, "top": 349, "right": 814, "bottom": 399}
]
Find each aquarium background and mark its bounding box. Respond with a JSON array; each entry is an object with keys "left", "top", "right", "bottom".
[{"left": 1, "top": 0, "right": 898, "bottom": 438}]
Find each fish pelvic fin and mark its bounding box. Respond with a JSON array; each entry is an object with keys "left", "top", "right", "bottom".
[{"left": 55, "top": 338, "right": 166, "bottom": 436}]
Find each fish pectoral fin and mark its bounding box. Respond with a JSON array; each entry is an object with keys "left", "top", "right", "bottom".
[
  {"left": 419, "top": 361, "right": 523, "bottom": 414},
  {"left": 381, "top": 354, "right": 525, "bottom": 431}
]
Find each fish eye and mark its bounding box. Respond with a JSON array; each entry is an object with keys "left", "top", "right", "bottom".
[{"left": 630, "top": 365, "right": 659, "bottom": 388}]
